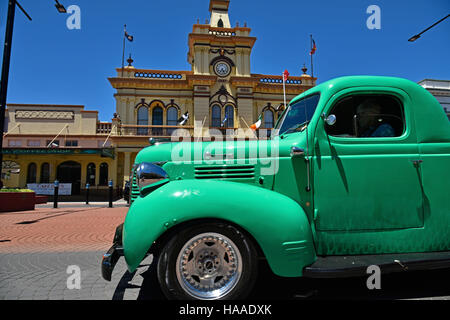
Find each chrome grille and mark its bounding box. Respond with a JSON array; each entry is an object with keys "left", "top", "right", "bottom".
[
  {"left": 194, "top": 165, "right": 255, "bottom": 180},
  {"left": 130, "top": 166, "right": 139, "bottom": 204}
]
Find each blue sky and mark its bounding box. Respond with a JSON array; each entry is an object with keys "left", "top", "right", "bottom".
[{"left": 1, "top": 0, "right": 449, "bottom": 121}]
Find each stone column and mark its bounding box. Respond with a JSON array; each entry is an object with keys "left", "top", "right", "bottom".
[
  {"left": 123, "top": 152, "right": 131, "bottom": 183},
  {"left": 236, "top": 49, "right": 242, "bottom": 76}
]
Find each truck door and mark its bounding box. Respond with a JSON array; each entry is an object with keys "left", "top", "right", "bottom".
[{"left": 313, "top": 88, "right": 424, "bottom": 233}]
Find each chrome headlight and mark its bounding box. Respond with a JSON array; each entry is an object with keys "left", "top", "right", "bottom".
[{"left": 135, "top": 162, "right": 169, "bottom": 191}]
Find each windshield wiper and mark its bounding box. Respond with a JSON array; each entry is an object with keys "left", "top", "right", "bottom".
[{"left": 281, "top": 121, "right": 310, "bottom": 135}]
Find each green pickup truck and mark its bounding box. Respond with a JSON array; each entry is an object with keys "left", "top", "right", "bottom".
[{"left": 102, "top": 76, "right": 450, "bottom": 300}]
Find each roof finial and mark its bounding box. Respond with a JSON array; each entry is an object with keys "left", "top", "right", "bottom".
[
  {"left": 302, "top": 64, "right": 308, "bottom": 75},
  {"left": 127, "top": 54, "right": 134, "bottom": 67}
]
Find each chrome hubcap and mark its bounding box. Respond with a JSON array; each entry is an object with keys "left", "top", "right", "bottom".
[{"left": 176, "top": 232, "right": 242, "bottom": 300}]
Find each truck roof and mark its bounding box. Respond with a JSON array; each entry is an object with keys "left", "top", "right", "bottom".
[{"left": 290, "top": 76, "right": 450, "bottom": 143}]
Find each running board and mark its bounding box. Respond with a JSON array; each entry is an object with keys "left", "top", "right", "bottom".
[{"left": 303, "top": 251, "right": 450, "bottom": 278}]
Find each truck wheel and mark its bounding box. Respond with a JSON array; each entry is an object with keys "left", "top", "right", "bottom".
[{"left": 157, "top": 222, "right": 258, "bottom": 300}]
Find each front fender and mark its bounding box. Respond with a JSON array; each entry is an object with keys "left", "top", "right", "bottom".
[{"left": 123, "top": 180, "right": 316, "bottom": 277}]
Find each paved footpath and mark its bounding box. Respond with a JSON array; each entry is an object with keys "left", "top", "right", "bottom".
[{"left": 0, "top": 202, "right": 161, "bottom": 300}]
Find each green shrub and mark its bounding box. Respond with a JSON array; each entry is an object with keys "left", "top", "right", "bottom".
[{"left": 0, "top": 188, "right": 35, "bottom": 193}]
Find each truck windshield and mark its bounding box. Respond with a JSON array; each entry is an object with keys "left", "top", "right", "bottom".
[{"left": 276, "top": 94, "right": 320, "bottom": 135}]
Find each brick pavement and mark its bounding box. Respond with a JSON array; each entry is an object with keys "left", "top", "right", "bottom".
[
  {"left": 0, "top": 203, "right": 164, "bottom": 300},
  {"left": 0, "top": 205, "right": 126, "bottom": 253}
]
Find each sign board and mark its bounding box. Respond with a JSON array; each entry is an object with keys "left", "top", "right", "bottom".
[
  {"left": 27, "top": 183, "right": 72, "bottom": 195},
  {"left": 3, "top": 148, "right": 115, "bottom": 159}
]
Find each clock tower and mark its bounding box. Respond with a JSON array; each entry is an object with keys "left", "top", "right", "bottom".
[
  {"left": 187, "top": 0, "right": 257, "bottom": 131},
  {"left": 187, "top": 0, "right": 255, "bottom": 77}
]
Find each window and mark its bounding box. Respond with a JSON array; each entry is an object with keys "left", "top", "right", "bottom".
[
  {"left": 277, "top": 94, "right": 320, "bottom": 135},
  {"left": 40, "top": 163, "right": 50, "bottom": 183},
  {"left": 27, "top": 163, "right": 37, "bottom": 184},
  {"left": 8, "top": 140, "right": 22, "bottom": 147},
  {"left": 167, "top": 106, "right": 178, "bottom": 136},
  {"left": 264, "top": 110, "right": 274, "bottom": 129},
  {"left": 46, "top": 140, "right": 60, "bottom": 147},
  {"left": 137, "top": 106, "right": 149, "bottom": 135},
  {"left": 224, "top": 105, "right": 234, "bottom": 128},
  {"left": 86, "top": 163, "right": 96, "bottom": 185},
  {"left": 325, "top": 95, "right": 404, "bottom": 138},
  {"left": 211, "top": 105, "right": 221, "bottom": 127},
  {"left": 65, "top": 140, "right": 78, "bottom": 147},
  {"left": 99, "top": 163, "right": 108, "bottom": 186},
  {"left": 27, "top": 140, "right": 41, "bottom": 147},
  {"left": 152, "top": 106, "right": 164, "bottom": 135}
]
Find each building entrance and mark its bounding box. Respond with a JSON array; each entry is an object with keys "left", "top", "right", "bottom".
[{"left": 57, "top": 161, "right": 81, "bottom": 195}]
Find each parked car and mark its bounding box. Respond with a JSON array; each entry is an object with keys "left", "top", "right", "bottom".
[{"left": 102, "top": 76, "right": 450, "bottom": 300}]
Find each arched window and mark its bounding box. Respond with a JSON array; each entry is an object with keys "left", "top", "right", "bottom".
[
  {"left": 27, "top": 163, "right": 37, "bottom": 184},
  {"left": 264, "top": 109, "right": 274, "bottom": 129},
  {"left": 86, "top": 163, "right": 96, "bottom": 185},
  {"left": 137, "top": 106, "right": 149, "bottom": 135},
  {"left": 211, "top": 105, "right": 221, "bottom": 127},
  {"left": 152, "top": 106, "right": 164, "bottom": 135},
  {"left": 217, "top": 18, "right": 224, "bottom": 28},
  {"left": 40, "top": 163, "right": 50, "bottom": 183},
  {"left": 224, "top": 105, "right": 234, "bottom": 128},
  {"left": 99, "top": 163, "right": 108, "bottom": 186},
  {"left": 166, "top": 106, "right": 178, "bottom": 136}
]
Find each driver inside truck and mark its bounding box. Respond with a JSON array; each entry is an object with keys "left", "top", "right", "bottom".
[{"left": 356, "top": 99, "right": 396, "bottom": 137}]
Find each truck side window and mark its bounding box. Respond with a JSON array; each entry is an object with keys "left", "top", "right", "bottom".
[{"left": 325, "top": 95, "right": 405, "bottom": 138}]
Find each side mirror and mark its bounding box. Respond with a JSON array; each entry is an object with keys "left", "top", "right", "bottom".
[{"left": 322, "top": 113, "right": 337, "bottom": 126}]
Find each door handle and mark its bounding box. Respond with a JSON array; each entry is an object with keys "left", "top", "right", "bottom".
[{"left": 410, "top": 159, "right": 423, "bottom": 167}]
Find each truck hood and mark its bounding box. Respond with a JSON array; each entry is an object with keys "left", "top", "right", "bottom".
[{"left": 134, "top": 131, "right": 308, "bottom": 165}]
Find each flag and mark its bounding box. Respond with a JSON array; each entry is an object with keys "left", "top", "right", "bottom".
[
  {"left": 310, "top": 38, "right": 317, "bottom": 55},
  {"left": 282, "top": 70, "right": 290, "bottom": 82},
  {"left": 178, "top": 112, "right": 189, "bottom": 125},
  {"left": 125, "top": 30, "right": 134, "bottom": 42},
  {"left": 250, "top": 114, "right": 262, "bottom": 130}
]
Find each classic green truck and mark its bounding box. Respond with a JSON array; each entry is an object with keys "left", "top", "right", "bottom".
[{"left": 102, "top": 76, "right": 450, "bottom": 300}]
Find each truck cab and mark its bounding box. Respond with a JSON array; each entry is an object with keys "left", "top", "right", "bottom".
[{"left": 102, "top": 76, "right": 450, "bottom": 300}]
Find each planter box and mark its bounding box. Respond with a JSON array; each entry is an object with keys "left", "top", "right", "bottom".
[
  {"left": 0, "top": 192, "right": 36, "bottom": 212},
  {"left": 35, "top": 195, "right": 48, "bottom": 204}
]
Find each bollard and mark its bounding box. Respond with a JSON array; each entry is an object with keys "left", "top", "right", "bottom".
[
  {"left": 85, "top": 183, "right": 90, "bottom": 205},
  {"left": 108, "top": 180, "right": 113, "bottom": 208},
  {"left": 53, "top": 180, "right": 59, "bottom": 208}
]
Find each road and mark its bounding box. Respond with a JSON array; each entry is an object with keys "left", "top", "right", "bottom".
[{"left": 0, "top": 202, "right": 449, "bottom": 300}]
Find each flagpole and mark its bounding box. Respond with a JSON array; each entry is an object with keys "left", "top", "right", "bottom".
[
  {"left": 283, "top": 73, "right": 287, "bottom": 110},
  {"left": 121, "top": 24, "right": 126, "bottom": 77},
  {"left": 310, "top": 34, "right": 314, "bottom": 78}
]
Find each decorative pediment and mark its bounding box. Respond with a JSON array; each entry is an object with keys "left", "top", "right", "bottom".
[{"left": 15, "top": 110, "right": 74, "bottom": 120}]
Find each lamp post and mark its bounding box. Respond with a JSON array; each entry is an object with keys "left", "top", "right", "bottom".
[
  {"left": 54, "top": 0, "right": 67, "bottom": 13},
  {"left": 1, "top": 1, "right": 66, "bottom": 186},
  {"left": 408, "top": 14, "right": 450, "bottom": 42}
]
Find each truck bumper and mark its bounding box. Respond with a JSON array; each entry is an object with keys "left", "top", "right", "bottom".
[{"left": 101, "top": 224, "right": 124, "bottom": 281}]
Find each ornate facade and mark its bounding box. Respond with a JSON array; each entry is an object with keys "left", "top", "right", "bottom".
[
  {"left": 2, "top": 0, "right": 316, "bottom": 196},
  {"left": 108, "top": 0, "right": 316, "bottom": 185}
]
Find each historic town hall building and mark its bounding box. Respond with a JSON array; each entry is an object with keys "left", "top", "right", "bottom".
[{"left": 2, "top": 0, "right": 316, "bottom": 198}]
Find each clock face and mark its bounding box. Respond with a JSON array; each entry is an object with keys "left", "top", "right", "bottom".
[{"left": 214, "top": 61, "right": 231, "bottom": 77}]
